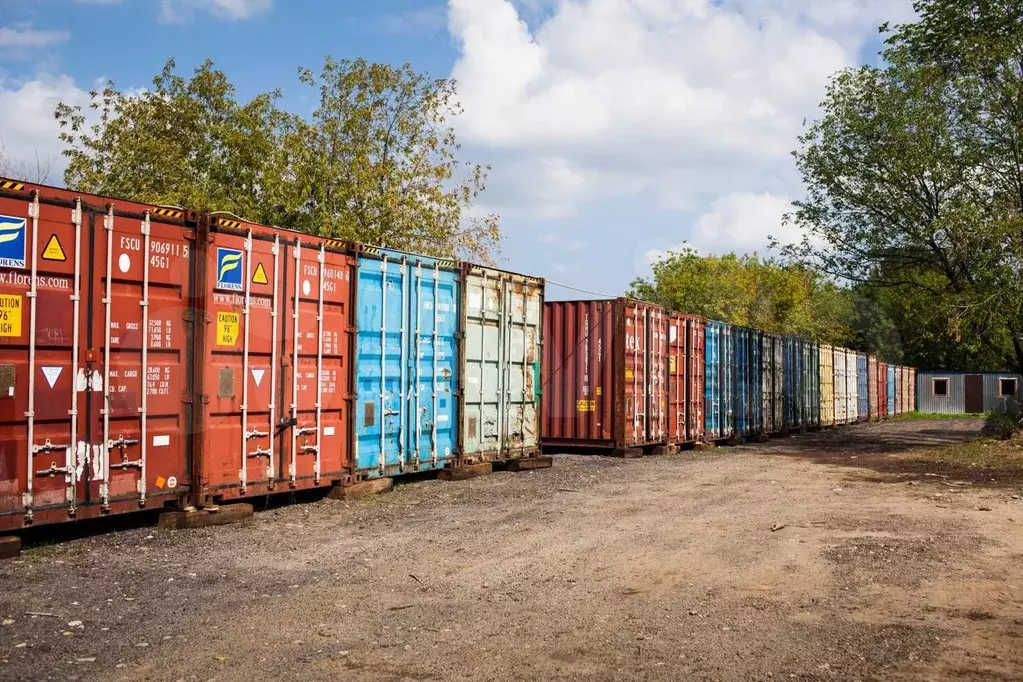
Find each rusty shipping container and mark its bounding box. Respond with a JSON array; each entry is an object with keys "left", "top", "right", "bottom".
[
  {"left": 0, "top": 179, "right": 356, "bottom": 532},
  {"left": 877, "top": 362, "right": 888, "bottom": 418},
  {"left": 459, "top": 263, "right": 543, "bottom": 463},
  {"left": 867, "top": 356, "right": 879, "bottom": 420},
  {"left": 909, "top": 368, "right": 916, "bottom": 412},
  {"left": 542, "top": 299, "right": 668, "bottom": 453},
  {"left": 667, "top": 313, "right": 704, "bottom": 445}
]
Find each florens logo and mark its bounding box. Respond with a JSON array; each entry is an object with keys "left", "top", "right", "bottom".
[{"left": 216, "top": 247, "right": 243, "bottom": 291}]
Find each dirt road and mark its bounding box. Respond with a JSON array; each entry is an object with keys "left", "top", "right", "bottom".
[{"left": 2, "top": 419, "right": 1021, "bottom": 681}]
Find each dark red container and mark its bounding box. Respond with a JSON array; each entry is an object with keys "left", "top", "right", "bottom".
[
  {"left": 541, "top": 298, "right": 668, "bottom": 453},
  {"left": 667, "top": 313, "right": 704, "bottom": 444},
  {"left": 877, "top": 361, "right": 888, "bottom": 418},
  {"left": 0, "top": 178, "right": 354, "bottom": 531}
]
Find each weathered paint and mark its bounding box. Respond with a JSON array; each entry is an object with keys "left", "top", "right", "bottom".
[
  {"left": 845, "top": 351, "right": 859, "bottom": 424},
  {"left": 541, "top": 298, "right": 667, "bottom": 450},
  {"left": 762, "top": 334, "right": 783, "bottom": 434},
  {"left": 353, "top": 246, "right": 459, "bottom": 479},
  {"left": 819, "top": 344, "right": 835, "bottom": 426},
  {"left": 856, "top": 353, "right": 869, "bottom": 421},
  {"left": 887, "top": 365, "right": 896, "bottom": 416},
  {"left": 783, "top": 337, "right": 804, "bottom": 430},
  {"left": 704, "top": 320, "right": 735, "bottom": 440},
  {"left": 667, "top": 313, "right": 704, "bottom": 444},
  {"left": 460, "top": 264, "right": 543, "bottom": 463},
  {"left": 806, "top": 342, "right": 821, "bottom": 427},
  {"left": 833, "top": 347, "right": 848, "bottom": 424},
  {"left": 203, "top": 224, "right": 353, "bottom": 500},
  {"left": 868, "top": 356, "right": 879, "bottom": 420}
]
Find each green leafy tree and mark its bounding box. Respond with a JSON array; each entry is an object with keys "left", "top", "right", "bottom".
[
  {"left": 786, "top": 0, "right": 1023, "bottom": 372},
  {"left": 55, "top": 57, "right": 500, "bottom": 263},
  {"left": 628, "top": 246, "right": 856, "bottom": 346}
]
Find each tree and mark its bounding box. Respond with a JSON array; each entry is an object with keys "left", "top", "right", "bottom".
[
  {"left": 294, "top": 58, "right": 500, "bottom": 262},
  {"left": 786, "top": 0, "right": 1023, "bottom": 372},
  {"left": 0, "top": 137, "right": 55, "bottom": 184},
  {"left": 55, "top": 57, "right": 500, "bottom": 263},
  {"left": 628, "top": 247, "right": 856, "bottom": 346}
]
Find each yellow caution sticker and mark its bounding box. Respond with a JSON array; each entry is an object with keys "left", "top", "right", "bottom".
[
  {"left": 41, "top": 234, "right": 66, "bottom": 261},
  {"left": 216, "top": 311, "right": 240, "bottom": 346},
  {"left": 155, "top": 476, "right": 166, "bottom": 489},
  {"left": 0, "top": 294, "right": 22, "bottom": 337},
  {"left": 252, "top": 262, "right": 269, "bottom": 285},
  {"left": 577, "top": 399, "right": 595, "bottom": 412},
  {"left": 669, "top": 355, "right": 676, "bottom": 373},
  {"left": 595, "top": 386, "right": 602, "bottom": 396},
  {"left": 625, "top": 368, "right": 634, "bottom": 380}
]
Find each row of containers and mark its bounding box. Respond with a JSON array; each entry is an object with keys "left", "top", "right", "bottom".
[
  {"left": 0, "top": 179, "right": 545, "bottom": 532},
  {"left": 542, "top": 299, "right": 917, "bottom": 455},
  {"left": 0, "top": 178, "right": 918, "bottom": 533}
]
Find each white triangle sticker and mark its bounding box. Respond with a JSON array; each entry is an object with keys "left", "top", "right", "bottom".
[
  {"left": 251, "top": 368, "right": 266, "bottom": 387},
  {"left": 41, "top": 366, "right": 63, "bottom": 388}
]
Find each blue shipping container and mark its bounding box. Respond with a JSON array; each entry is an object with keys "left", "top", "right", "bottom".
[
  {"left": 887, "top": 365, "right": 896, "bottom": 416},
  {"left": 705, "top": 321, "right": 723, "bottom": 439},
  {"left": 857, "top": 353, "right": 869, "bottom": 420},
  {"left": 353, "top": 247, "right": 460, "bottom": 478},
  {"left": 735, "top": 327, "right": 750, "bottom": 436},
  {"left": 783, "top": 337, "right": 802, "bottom": 430}
]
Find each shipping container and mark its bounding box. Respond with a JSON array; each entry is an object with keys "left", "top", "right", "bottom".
[
  {"left": 856, "top": 353, "right": 869, "bottom": 421},
  {"left": 895, "top": 367, "right": 904, "bottom": 415},
  {"left": 203, "top": 219, "right": 353, "bottom": 499},
  {"left": 833, "top": 348, "right": 848, "bottom": 424},
  {"left": 867, "top": 356, "right": 879, "bottom": 420},
  {"left": 734, "top": 327, "right": 762, "bottom": 437},
  {"left": 887, "top": 365, "right": 896, "bottom": 416},
  {"left": 541, "top": 298, "right": 668, "bottom": 452},
  {"left": 352, "top": 245, "right": 460, "bottom": 479},
  {"left": 806, "top": 342, "right": 821, "bottom": 428},
  {"left": 783, "top": 337, "right": 804, "bottom": 431},
  {"left": 704, "top": 320, "right": 734, "bottom": 440},
  {"left": 761, "top": 334, "right": 783, "bottom": 434},
  {"left": 875, "top": 361, "right": 883, "bottom": 417},
  {"left": 0, "top": 179, "right": 359, "bottom": 532},
  {"left": 819, "top": 344, "right": 835, "bottom": 426},
  {"left": 460, "top": 263, "right": 543, "bottom": 464},
  {"left": 845, "top": 351, "right": 859, "bottom": 424},
  {"left": 667, "top": 313, "right": 704, "bottom": 444}
]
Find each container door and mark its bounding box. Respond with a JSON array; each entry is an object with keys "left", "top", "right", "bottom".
[
  {"left": 761, "top": 337, "right": 772, "bottom": 433},
  {"left": 90, "top": 205, "right": 192, "bottom": 513},
  {"left": 667, "top": 316, "right": 685, "bottom": 443},
  {"left": 0, "top": 195, "right": 89, "bottom": 526},
  {"left": 354, "top": 254, "right": 405, "bottom": 477},
  {"left": 407, "top": 260, "right": 458, "bottom": 471},
  {"left": 462, "top": 270, "right": 500, "bottom": 459},
  {"left": 704, "top": 324, "right": 719, "bottom": 439},
  {"left": 647, "top": 308, "right": 667, "bottom": 443},
  {"left": 687, "top": 318, "right": 705, "bottom": 442}
]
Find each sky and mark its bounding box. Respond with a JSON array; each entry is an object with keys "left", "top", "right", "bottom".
[{"left": 0, "top": 0, "right": 916, "bottom": 300}]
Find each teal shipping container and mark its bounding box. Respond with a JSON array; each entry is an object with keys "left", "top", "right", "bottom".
[
  {"left": 704, "top": 320, "right": 734, "bottom": 439},
  {"left": 460, "top": 263, "right": 543, "bottom": 464},
  {"left": 352, "top": 245, "right": 460, "bottom": 479}
]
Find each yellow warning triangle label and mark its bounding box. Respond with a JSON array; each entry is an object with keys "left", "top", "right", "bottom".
[
  {"left": 252, "top": 262, "right": 269, "bottom": 285},
  {"left": 41, "top": 234, "right": 66, "bottom": 262}
]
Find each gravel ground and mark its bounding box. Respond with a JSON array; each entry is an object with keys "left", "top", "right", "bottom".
[{"left": 1, "top": 418, "right": 1022, "bottom": 682}]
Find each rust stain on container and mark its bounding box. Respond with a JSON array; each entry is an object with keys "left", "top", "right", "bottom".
[{"left": 667, "top": 313, "right": 704, "bottom": 444}]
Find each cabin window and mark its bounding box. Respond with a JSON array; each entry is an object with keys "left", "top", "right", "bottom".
[
  {"left": 999, "top": 378, "right": 1017, "bottom": 397},
  {"left": 931, "top": 378, "right": 949, "bottom": 397}
]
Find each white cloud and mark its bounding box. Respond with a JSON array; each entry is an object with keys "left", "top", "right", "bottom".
[
  {"left": 447, "top": 0, "right": 915, "bottom": 242},
  {"left": 159, "top": 0, "right": 273, "bottom": 23},
  {"left": 0, "top": 75, "right": 92, "bottom": 183},
  {"left": 0, "top": 25, "right": 70, "bottom": 50},
  {"left": 687, "top": 191, "right": 798, "bottom": 255}
]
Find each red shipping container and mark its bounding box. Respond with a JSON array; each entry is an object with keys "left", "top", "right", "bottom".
[
  {"left": 197, "top": 216, "right": 353, "bottom": 502},
  {"left": 541, "top": 298, "right": 667, "bottom": 454},
  {"left": 878, "top": 362, "right": 888, "bottom": 418},
  {"left": 667, "top": 313, "right": 704, "bottom": 444},
  {"left": 0, "top": 179, "right": 353, "bottom": 531}
]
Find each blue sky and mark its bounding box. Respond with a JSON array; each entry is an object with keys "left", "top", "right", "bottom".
[{"left": 0, "top": 0, "right": 916, "bottom": 299}]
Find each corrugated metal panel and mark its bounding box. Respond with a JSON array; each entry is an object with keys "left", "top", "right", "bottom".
[
  {"left": 783, "top": 337, "right": 803, "bottom": 430},
  {"left": 910, "top": 368, "right": 917, "bottom": 411},
  {"left": 808, "top": 343, "right": 821, "bottom": 427},
  {"left": 868, "top": 356, "right": 879, "bottom": 419},
  {"left": 856, "top": 353, "right": 869, "bottom": 420},
  {"left": 353, "top": 247, "right": 460, "bottom": 479},
  {"left": 773, "top": 337, "right": 785, "bottom": 431},
  {"left": 820, "top": 344, "right": 835, "bottom": 425},
  {"left": 460, "top": 264, "right": 543, "bottom": 463},
  {"left": 983, "top": 373, "right": 1023, "bottom": 413},
  {"left": 895, "top": 367, "right": 903, "bottom": 414},
  {"left": 845, "top": 351, "right": 858, "bottom": 424},
  {"left": 833, "top": 348, "right": 847, "bottom": 424},
  {"left": 540, "top": 298, "right": 668, "bottom": 450},
  {"left": 735, "top": 327, "right": 751, "bottom": 436},
  {"left": 887, "top": 365, "right": 896, "bottom": 415},
  {"left": 667, "top": 313, "right": 704, "bottom": 444},
  {"left": 877, "top": 361, "right": 887, "bottom": 417},
  {"left": 916, "top": 373, "right": 966, "bottom": 413},
  {"left": 761, "top": 334, "right": 773, "bottom": 433},
  {"left": 704, "top": 321, "right": 723, "bottom": 439}
]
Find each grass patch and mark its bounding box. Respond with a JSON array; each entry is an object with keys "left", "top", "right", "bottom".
[
  {"left": 922, "top": 438, "right": 1023, "bottom": 471},
  {"left": 894, "top": 412, "right": 985, "bottom": 420}
]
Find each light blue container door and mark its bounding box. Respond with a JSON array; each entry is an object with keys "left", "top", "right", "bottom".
[
  {"left": 354, "top": 249, "right": 459, "bottom": 478},
  {"left": 887, "top": 366, "right": 896, "bottom": 415},
  {"left": 704, "top": 322, "right": 721, "bottom": 439},
  {"left": 857, "top": 354, "right": 868, "bottom": 419}
]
